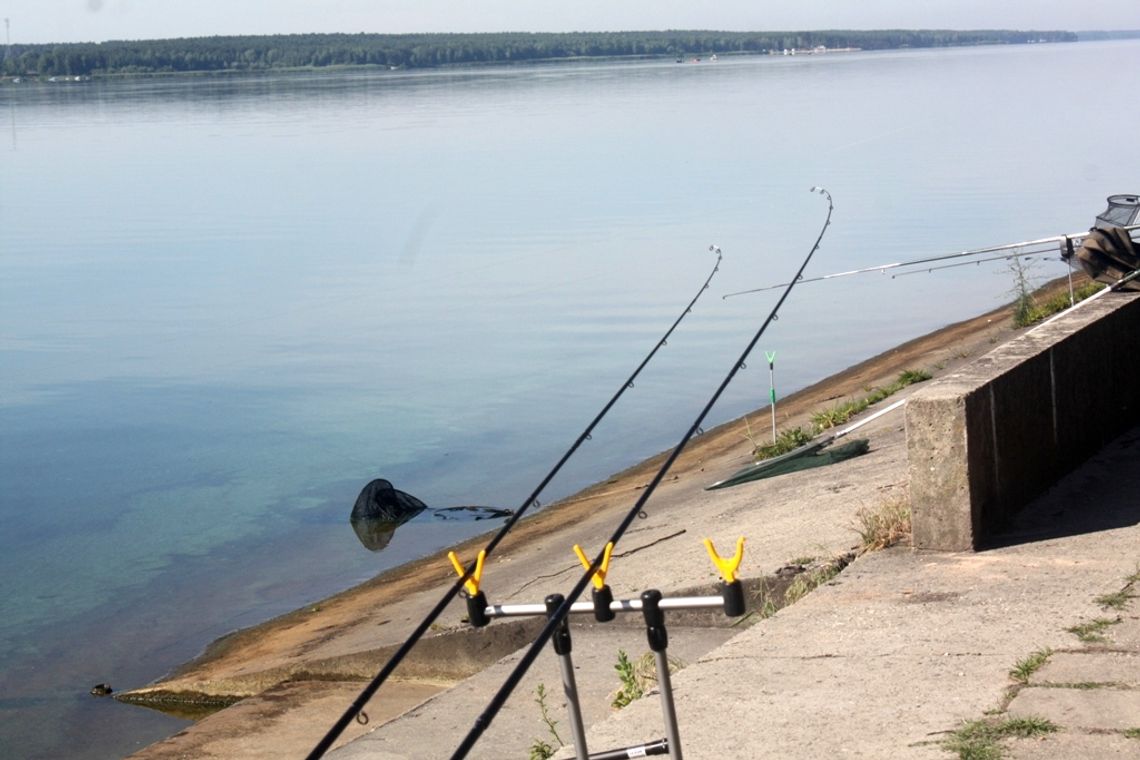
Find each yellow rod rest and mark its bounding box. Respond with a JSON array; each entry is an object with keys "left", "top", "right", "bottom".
[
  {"left": 703, "top": 536, "right": 745, "bottom": 584},
  {"left": 573, "top": 542, "right": 614, "bottom": 590},
  {"left": 448, "top": 549, "right": 485, "bottom": 596}
]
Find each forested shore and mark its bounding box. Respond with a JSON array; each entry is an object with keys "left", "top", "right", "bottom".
[{"left": 1, "top": 29, "right": 1081, "bottom": 78}]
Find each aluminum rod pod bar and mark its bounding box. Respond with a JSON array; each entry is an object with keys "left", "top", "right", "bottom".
[
  {"left": 547, "top": 594, "right": 590, "bottom": 760},
  {"left": 446, "top": 189, "right": 833, "bottom": 760},
  {"left": 486, "top": 595, "right": 726, "bottom": 619},
  {"left": 588, "top": 739, "right": 669, "bottom": 759},
  {"left": 304, "top": 248, "right": 723, "bottom": 759}
]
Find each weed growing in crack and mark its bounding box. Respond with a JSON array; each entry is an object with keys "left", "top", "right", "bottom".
[
  {"left": 611, "top": 650, "right": 683, "bottom": 709},
  {"left": 1095, "top": 588, "right": 1136, "bottom": 611},
  {"left": 1067, "top": 617, "right": 1121, "bottom": 643},
  {"left": 528, "top": 683, "right": 564, "bottom": 760},
  {"left": 943, "top": 716, "right": 1057, "bottom": 759},
  {"left": 1009, "top": 648, "right": 1052, "bottom": 684}
]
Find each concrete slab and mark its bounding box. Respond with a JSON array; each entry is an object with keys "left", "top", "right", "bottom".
[
  {"left": 1007, "top": 688, "right": 1140, "bottom": 732},
  {"left": 328, "top": 623, "right": 738, "bottom": 760},
  {"left": 1032, "top": 652, "right": 1140, "bottom": 686},
  {"left": 1005, "top": 733, "right": 1140, "bottom": 759}
]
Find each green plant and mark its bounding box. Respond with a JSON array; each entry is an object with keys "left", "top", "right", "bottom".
[
  {"left": 811, "top": 398, "right": 868, "bottom": 431},
  {"left": 1124, "top": 727, "right": 1140, "bottom": 739},
  {"left": 810, "top": 369, "right": 930, "bottom": 434},
  {"left": 783, "top": 563, "right": 843, "bottom": 605},
  {"left": 1008, "top": 257, "right": 1041, "bottom": 328},
  {"left": 529, "top": 683, "right": 563, "bottom": 760},
  {"left": 943, "top": 716, "right": 1057, "bottom": 759},
  {"left": 1095, "top": 567, "right": 1139, "bottom": 611},
  {"left": 1067, "top": 617, "right": 1120, "bottom": 643},
  {"left": 753, "top": 425, "right": 812, "bottom": 461},
  {"left": 897, "top": 368, "right": 932, "bottom": 385},
  {"left": 611, "top": 650, "right": 643, "bottom": 708},
  {"left": 1095, "top": 588, "right": 1136, "bottom": 611},
  {"left": 529, "top": 739, "right": 556, "bottom": 760},
  {"left": 1012, "top": 278, "right": 1104, "bottom": 327},
  {"left": 751, "top": 368, "right": 931, "bottom": 460},
  {"left": 853, "top": 498, "right": 911, "bottom": 553},
  {"left": 750, "top": 581, "right": 780, "bottom": 620},
  {"left": 1009, "top": 649, "right": 1052, "bottom": 684}
]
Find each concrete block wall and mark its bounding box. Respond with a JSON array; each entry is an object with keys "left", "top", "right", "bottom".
[{"left": 906, "top": 291, "right": 1140, "bottom": 551}]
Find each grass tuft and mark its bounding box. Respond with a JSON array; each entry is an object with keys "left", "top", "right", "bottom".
[
  {"left": 1095, "top": 588, "right": 1136, "bottom": 611},
  {"left": 853, "top": 497, "right": 911, "bottom": 553},
  {"left": 752, "top": 425, "right": 814, "bottom": 460},
  {"left": 1066, "top": 617, "right": 1120, "bottom": 643},
  {"left": 1009, "top": 648, "right": 1052, "bottom": 684},
  {"left": 943, "top": 716, "right": 1058, "bottom": 759},
  {"left": 783, "top": 563, "right": 843, "bottom": 605},
  {"left": 751, "top": 369, "right": 931, "bottom": 461},
  {"left": 1013, "top": 280, "right": 1104, "bottom": 327}
]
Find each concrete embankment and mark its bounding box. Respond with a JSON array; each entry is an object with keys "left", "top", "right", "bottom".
[{"left": 908, "top": 290, "right": 1140, "bottom": 550}]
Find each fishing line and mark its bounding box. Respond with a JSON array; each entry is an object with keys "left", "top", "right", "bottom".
[
  {"left": 447, "top": 187, "right": 834, "bottom": 759},
  {"left": 305, "top": 245, "right": 723, "bottom": 759}
]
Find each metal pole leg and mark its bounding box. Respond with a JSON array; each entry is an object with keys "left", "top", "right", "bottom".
[
  {"left": 641, "top": 590, "right": 682, "bottom": 760},
  {"left": 547, "top": 594, "right": 590, "bottom": 760}
]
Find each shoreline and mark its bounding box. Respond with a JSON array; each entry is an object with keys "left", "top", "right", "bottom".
[
  {"left": 118, "top": 278, "right": 1085, "bottom": 757},
  {"left": 130, "top": 292, "right": 1033, "bottom": 695}
]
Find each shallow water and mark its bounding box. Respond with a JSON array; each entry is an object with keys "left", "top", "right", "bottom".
[{"left": 1, "top": 40, "right": 1139, "bottom": 758}]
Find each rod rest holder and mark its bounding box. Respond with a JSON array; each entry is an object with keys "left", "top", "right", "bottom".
[
  {"left": 721, "top": 579, "right": 745, "bottom": 617},
  {"left": 546, "top": 594, "right": 572, "bottom": 655},
  {"left": 592, "top": 585, "right": 615, "bottom": 622},
  {"left": 466, "top": 591, "right": 490, "bottom": 628},
  {"left": 641, "top": 589, "right": 668, "bottom": 652}
]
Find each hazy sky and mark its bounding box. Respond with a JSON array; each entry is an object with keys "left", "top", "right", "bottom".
[{"left": 2, "top": 0, "right": 1139, "bottom": 45}]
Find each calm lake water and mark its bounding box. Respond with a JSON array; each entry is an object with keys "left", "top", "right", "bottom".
[{"left": 2, "top": 40, "right": 1139, "bottom": 758}]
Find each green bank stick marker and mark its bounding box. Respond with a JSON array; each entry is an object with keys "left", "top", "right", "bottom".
[{"left": 766, "top": 351, "right": 777, "bottom": 443}]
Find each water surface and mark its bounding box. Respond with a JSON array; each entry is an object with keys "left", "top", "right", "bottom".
[{"left": 2, "top": 40, "right": 1139, "bottom": 758}]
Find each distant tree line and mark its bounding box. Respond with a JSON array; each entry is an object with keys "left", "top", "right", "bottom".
[
  {"left": 1074, "top": 30, "right": 1140, "bottom": 41},
  {"left": 1, "top": 29, "right": 1078, "bottom": 78}
]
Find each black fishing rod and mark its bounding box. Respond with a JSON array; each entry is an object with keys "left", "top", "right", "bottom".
[
  {"left": 305, "top": 245, "right": 723, "bottom": 759},
  {"left": 448, "top": 187, "right": 834, "bottom": 759}
]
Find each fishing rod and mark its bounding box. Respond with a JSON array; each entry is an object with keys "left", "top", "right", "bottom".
[
  {"left": 721, "top": 225, "right": 1140, "bottom": 298},
  {"left": 305, "top": 245, "right": 723, "bottom": 759},
  {"left": 448, "top": 187, "right": 834, "bottom": 759},
  {"left": 888, "top": 251, "right": 1059, "bottom": 279}
]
